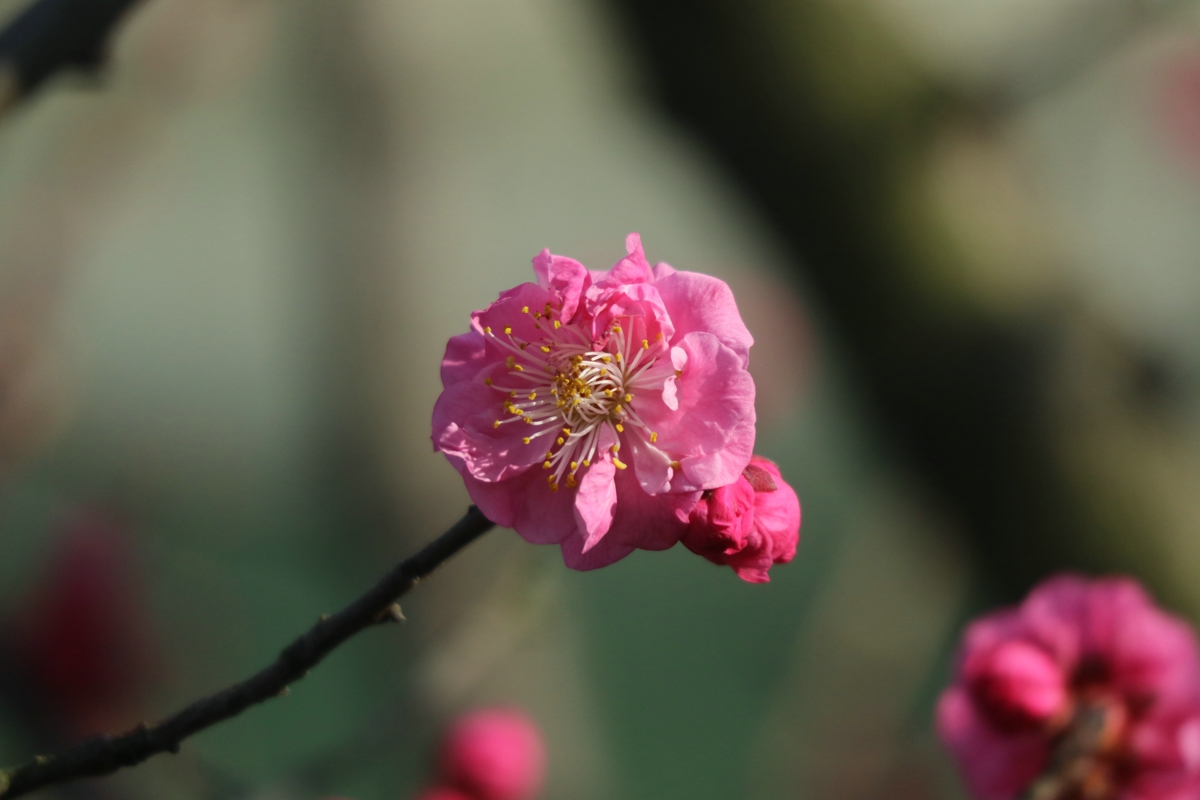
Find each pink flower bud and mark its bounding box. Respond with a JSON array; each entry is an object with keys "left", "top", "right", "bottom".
[
  {"left": 438, "top": 708, "right": 545, "bottom": 800},
  {"left": 964, "top": 641, "right": 1068, "bottom": 733},
  {"left": 681, "top": 456, "right": 801, "bottom": 583}
]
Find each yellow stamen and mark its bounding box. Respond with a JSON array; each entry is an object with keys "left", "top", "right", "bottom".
[
  {"left": 522, "top": 306, "right": 529, "bottom": 313},
  {"left": 543, "top": 460, "right": 552, "bottom": 469},
  {"left": 554, "top": 320, "right": 561, "bottom": 329},
  {"left": 656, "top": 332, "right": 663, "bottom": 340},
  {"left": 615, "top": 352, "right": 622, "bottom": 362},
  {"left": 566, "top": 474, "right": 577, "bottom": 488},
  {"left": 583, "top": 459, "right": 591, "bottom": 467},
  {"left": 529, "top": 391, "right": 537, "bottom": 400},
  {"left": 670, "top": 460, "right": 681, "bottom": 470},
  {"left": 540, "top": 345, "right": 551, "bottom": 353},
  {"left": 624, "top": 393, "right": 633, "bottom": 402},
  {"left": 493, "top": 420, "right": 501, "bottom": 428},
  {"left": 484, "top": 377, "right": 492, "bottom": 386},
  {"left": 504, "top": 326, "right": 512, "bottom": 335},
  {"left": 642, "top": 339, "right": 649, "bottom": 349},
  {"left": 570, "top": 461, "right": 578, "bottom": 470},
  {"left": 485, "top": 326, "right": 492, "bottom": 334},
  {"left": 615, "top": 423, "right": 624, "bottom": 432},
  {"left": 523, "top": 437, "right": 531, "bottom": 444},
  {"left": 650, "top": 432, "right": 658, "bottom": 443},
  {"left": 612, "top": 457, "right": 628, "bottom": 470},
  {"left": 556, "top": 437, "right": 565, "bottom": 445}
]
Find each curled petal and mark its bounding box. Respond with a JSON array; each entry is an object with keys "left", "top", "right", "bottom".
[
  {"left": 635, "top": 332, "right": 756, "bottom": 492},
  {"left": 531, "top": 249, "right": 590, "bottom": 323},
  {"left": 654, "top": 270, "right": 754, "bottom": 368}
]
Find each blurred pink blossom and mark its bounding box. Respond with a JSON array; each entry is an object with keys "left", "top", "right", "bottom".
[
  {"left": 437, "top": 708, "right": 545, "bottom": 800},
  {"left": 433, "top": 233, "right": 756, "bottom": 569},
  {"left": 13, "top": 507, "right": 161, "bottom": 737},
  {"left": 937, "top": 574, "right": 1200, "bottom": 800},
  {"left": 680, "top": 455, "right": 800, "bottom": 583}
]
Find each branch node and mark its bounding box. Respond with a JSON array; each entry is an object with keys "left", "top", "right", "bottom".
[{"left": 377, "top": 602, "right": 406, "bottom": 623}]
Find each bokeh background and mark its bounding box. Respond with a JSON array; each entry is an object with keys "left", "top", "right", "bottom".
[{"left": 2, "top": 0, "right": 1200, "bottom": 797}]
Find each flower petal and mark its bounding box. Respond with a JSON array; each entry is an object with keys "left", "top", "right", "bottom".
[
  {"left": 575, "top": 428, "right": 618, "bottom": 553},
  {"left": 654, "top": 270, "right": 754, "bottom": 368},
  {"left": 936, "top": 687, "right": 1049, "bottom": 800},
  {"left": 636, "top": 332, "right": 755, "bottom": 492},
  {"left": 607, "top": 461, "right": 697, "bottom": 551},
  {"left": 460, "top": 469, "right": 576, "bottom": 545},
  {"left": 440, "top": 331, "right": 489, "bottom": 388},
  {"left": 560, "top": 529, "right": 635, "bottom": 570},
  {"left": 531, "top": 249, "right": 591, "bottom": 323}
]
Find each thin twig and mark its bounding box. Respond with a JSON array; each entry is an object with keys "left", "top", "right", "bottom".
[
  {"left": 0, "top": 506, "right": 496, "bottom": 798},
  {"left": 0, "top": 0, "right": 144, "bottom": 118}
]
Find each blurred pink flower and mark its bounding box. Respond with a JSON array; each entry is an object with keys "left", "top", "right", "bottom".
[
  {"left": 937, "top": 574, "right": 1200, "bottom": 800},
  {"left": 433, "top": 233, "right": 756, "bottom": 569},
  {"left": 13, "top": 507, "right": 161, "bottom": 737},
  {"left": 414, "top": 790, "right": 475, "bottom": 800},
  {"left": 437, "top": 708, "right": 545, "bottom": 800},
  {"left": 680, "top": 455, "right": 800, "bottom": 583}
]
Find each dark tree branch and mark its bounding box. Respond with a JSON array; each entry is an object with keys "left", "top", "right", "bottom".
[
  {"left": 0, "top": 0, "right": 144, "bottom": 115},
  {"left": 0, "top": 506, "right": 496, "bottom": 798}
]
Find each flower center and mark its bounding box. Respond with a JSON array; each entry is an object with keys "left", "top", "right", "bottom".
[{"left": 483, "top": 303, "right": 674, "bottom": 491}]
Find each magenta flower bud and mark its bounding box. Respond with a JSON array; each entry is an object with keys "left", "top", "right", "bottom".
[
  {"left": 682, "top": 475, "right": 756, "bottom": 555},
  {"left": 438, "top": 708, "right": 545, "bottom": 800},
  {"left": 964, "top": 641, "right": 1068, "bottom": 733},
  {"left": 681, "top": 456, "right": 801, "bottom": 583}
]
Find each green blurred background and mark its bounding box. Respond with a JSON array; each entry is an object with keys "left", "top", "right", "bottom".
[{"left": 3, "top": 0, "right": 1200, "bottom": 798}]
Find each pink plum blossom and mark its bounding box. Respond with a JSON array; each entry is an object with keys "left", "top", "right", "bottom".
[
  {"left": 680, "top": 455, "right": 800, "bottom": 583},
  {"left": 937, "top": 574, "right": 1200, "bottom": 800},
  {"left": 433, "top": 234, "right": 756, "bottom": 569},
  {"left": 437, "top": 708, "right": 545, "bottom": 800}
]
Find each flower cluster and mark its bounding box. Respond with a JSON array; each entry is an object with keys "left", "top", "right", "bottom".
[
  {"left": 433, "top": 234, "right": 800, "bottom": 579},
  {"left": 937, "top": 574, "right": 1200, "bottom": 800}
]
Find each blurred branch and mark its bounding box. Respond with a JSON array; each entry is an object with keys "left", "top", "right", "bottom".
[
  {"left": 0, "top": 506, "right": 496, "bottom": 798},
  {"left": 0, "top": 0, "right": 144, "bottom": 118}
]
